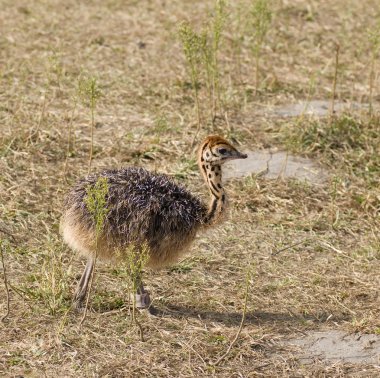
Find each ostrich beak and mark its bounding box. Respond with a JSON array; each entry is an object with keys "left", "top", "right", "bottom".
[
  {"left": 235, "top": 151, "right": 248, "bottom": 159},
  {"left": 222, "top": 149, "right": 248, "bottom": 163}
]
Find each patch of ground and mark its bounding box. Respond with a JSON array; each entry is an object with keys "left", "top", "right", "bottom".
[
  {"left": 224, "top": 149, "right": 328, "bottom": 184},
  {"left": 285, "top": 330, "right": 380, "bottom": 364}
]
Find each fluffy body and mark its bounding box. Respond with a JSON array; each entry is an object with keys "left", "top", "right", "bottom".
[
  {"left": 62, "top": 135, "right": 247, "bottom": 309},
  {"left": 61, "top": 167, "right": 208, "bottom": 268}
]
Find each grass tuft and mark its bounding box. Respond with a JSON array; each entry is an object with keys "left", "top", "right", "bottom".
[{"left": 283, "top": 115, "right": 380, "bottom": 187}]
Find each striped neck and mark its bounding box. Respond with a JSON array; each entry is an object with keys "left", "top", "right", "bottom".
[
  {"left": 196, "top": 135, "right": 247, "bottom": 226},
  {"left": 199, "top": 161, "right": 227, "bottom": 225}
]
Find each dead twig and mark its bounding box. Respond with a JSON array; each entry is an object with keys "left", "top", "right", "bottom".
[
  {"left": 180, "top": 339, "right": 208, "bottom": 368},
  {"left": 134, "top": 314, "right": 145, "bottom": 342},
  {"left": 0, "top": 240, "right": 11, "bottom": 322},
  {"left": 271, "top": 239, "right": 311, "bottom": 256},
  {"left": 7, "top": 283, "right": 35, "bottom": 312},
  {"left": 224, "top": 111, "right": 233, "bottom": 134},
  {"left": 0, "top": 227, "right": 16, "bottom": 242}
]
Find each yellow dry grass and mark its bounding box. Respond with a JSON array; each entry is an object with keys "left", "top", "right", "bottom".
[{"left": 0, "top": 0, "right": 379, "bottom": 376}]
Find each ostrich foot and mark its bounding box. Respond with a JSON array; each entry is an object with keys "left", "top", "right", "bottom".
[{"left": 132, "top": 292, "right": 151, "bottom": 309}]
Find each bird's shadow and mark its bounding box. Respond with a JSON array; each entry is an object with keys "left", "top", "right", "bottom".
[{"left": 148, "top": 303, "right": 350, "bottom": 327}]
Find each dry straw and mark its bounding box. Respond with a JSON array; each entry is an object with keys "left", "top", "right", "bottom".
[{"left": 0, "top": 239, "right": 11, "bottom": 322}]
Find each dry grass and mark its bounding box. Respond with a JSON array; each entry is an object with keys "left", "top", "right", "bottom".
[{"left": 1, "top": 0, "right": 379, "bottom": 376}]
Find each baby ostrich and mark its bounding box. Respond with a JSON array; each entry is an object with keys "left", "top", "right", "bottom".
[{"left": 61, "top": 135, "right": 247, "bottom": 310}]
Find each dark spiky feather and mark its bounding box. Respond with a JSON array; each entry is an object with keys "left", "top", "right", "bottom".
[{"left": 64, "top": 167, "right": 207, "bottom": 258}]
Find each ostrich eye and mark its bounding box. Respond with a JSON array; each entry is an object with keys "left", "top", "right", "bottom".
[{"left": 218, "top": 148, "right": 227, "bottom": 155}]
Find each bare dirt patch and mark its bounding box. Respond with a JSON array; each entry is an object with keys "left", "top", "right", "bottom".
[
  {"left": 285, "top": 330, "right": 380, "bottom": 365},
  {"left": 224, "top": 150, "right": 328, "bottom": 184}
]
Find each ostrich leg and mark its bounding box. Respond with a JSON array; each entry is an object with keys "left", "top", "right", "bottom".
[
  {"left": 131, "top": 273, "right": 150, "bottom": 309},
  {"left": 73, "top": 258, "right": 94, "bottom": 309}
]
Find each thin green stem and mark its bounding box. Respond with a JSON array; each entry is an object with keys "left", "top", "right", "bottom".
[
  {"left": 88, "top": 101, "right": 95, "bottom": 174},
  {"left": 329, "top": 44, "right": 340, "bottom": 126}
]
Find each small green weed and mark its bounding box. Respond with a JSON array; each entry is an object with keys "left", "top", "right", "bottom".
[
  {"left": 23, "top": 239, "right": 72, "bottom": 316},
  {"left": 78, "top": 73, "right": 101, "bottom": 173},
  {"left": 153, "top": 114, "right": 170, "bottom": 133},
  {"left": 202, "top": 0, "right": 227, "bottom": 124},
  {"left": 248, "top": 0, "right": 272, "bottom": 94},
  {"left": 178, "top": 21, "right": 203, "bottom": 133},
  {"left": 117, "top": 242, "right": 149, "bottom": 339},
  {"left": 81, "top": 176, "right": 109, "bottom": 323},
  {"left": 179, "top": 1, "right": 228, "bottom": 132},
  {"left": 367, "top": 20, "right": 380, "bottom": 115},
  {"left": 85, "top": 176, "right": 109, "bottom": 238}
]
